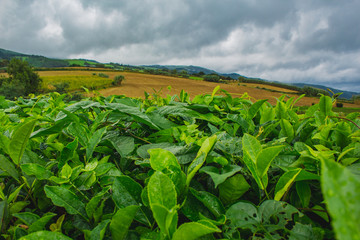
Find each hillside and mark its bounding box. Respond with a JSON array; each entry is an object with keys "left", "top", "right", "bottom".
[
  {"left": 293, "top": 83, "right": 359, "bottom": 100},
  {"left": 1, "top": 48, "right": 359, "bottom": 99}
]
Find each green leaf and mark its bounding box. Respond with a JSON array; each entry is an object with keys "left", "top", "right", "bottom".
[
  {"left": 112, "top": 176, "right": 152, "bottom": 226},
  {"left": 242, "top": 134, "right": 261, "bottom": 162},
  {"left": 151, "top": 203, "right": 178, "bottom": 238},
  {"left": 226, "top": 201, "right": 260, "bottom": 231},
  {"left": 28, "top": 213, "right": 57, "bottom": 233},
  {"left": 86, "top": 187, "right": 109, "bottom": 219},
  {"left": 110, "top": 205, "right": 139, "bottom": 240},
  {"left": 226, "top": 200, "right": 301, "bottom": 236},
  {"left": 0, "top": 154, "right": 19, "bottom": 182},
  {"left": 44, "top": 186, "right": 88, "bottom": 220},
  {"left": 86, "top": 127, "right": 107, "bottom": 160},
  {"left": 108, "top": 135, "right": 135, "bottom": 157},
  {"left": 19, "top": 231, "right": 72, "bottom": 240},
  {"left": 9, "top": 119, "right": 37, "bottom": 165},
  {"left": 256, "top": 145, "right": 284, "bottom": 179},
  {"left": 248, "top": 99, "right": 268, "bottom": 120},
  {"left": 148, "top": 148, "right": 180, "bottom": 171},
  {"left": 148, "top": 171, "right": 177, "bottom": 210},
  {"left": 8, "top": 183, "right": 25, "bottom": 203},
  {"left": 89, "top": 219, "right": 110, "bottom": 240},
  {"left": 58, "top": 138, "right": 78, "bottom": 169},
  {"left": 21, "top": 163, "right": 53, "bottom": 180},
  {"left": 172, "top": 221, "right": 221, "bottom": 240},
  {"left": 186, "top": 135, "right": 217, "bottom": 186},
  {"left": 319, "top": 95, "right": 333, "bottom": 117},
  {"left": 199, "top": 165, "right": 242, "bottom": 188},
  {"left": 0, "top": 199, "right": 8, "bottom": 232},
  {"left": 290, "top": 222, "right": 323, "bottom": 240},
  {"left": 49, "top": 214, "right": 65, "bottom": 233},
  {"left": 112, "top": 176, "right": 142, "bottom": 208},
  {"left": 296, "top": 181, "right": 311, "bottom": 208},
  {"left": 320, "top": 158, "right": 360, "bottom": 240},
  {"left": 274, "top": 169, "right": 302, "bottom": 201},
  {"left": 190, "top": 188, "right": 225, "bottom": 218},
  {"left": 13, "top": 212, "right": 40, "bottom": 226},
  {"left": 218, "top": 174, "right": 250, "bottom": 204},
  {"left": 280, "top": 119, "right": 294, "bottom": 143}
]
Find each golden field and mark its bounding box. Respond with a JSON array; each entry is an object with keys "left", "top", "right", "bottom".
[{"left": 13, "top": 69, "right": 360, "bottom": 107}]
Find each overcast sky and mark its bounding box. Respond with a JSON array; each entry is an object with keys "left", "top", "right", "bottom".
[{"left": 1, "top": 0, "right": 360, "bottom": 92}]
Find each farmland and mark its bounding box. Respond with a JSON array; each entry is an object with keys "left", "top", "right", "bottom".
[{"left": 37, "top": 70, "right": 360, "bottom": 108}]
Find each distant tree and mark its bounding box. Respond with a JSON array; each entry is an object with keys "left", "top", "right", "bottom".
[
  {"left": 0, "top": 59, "right": 9, "bottom": 68},
  {"left": 5, "top": 58, "right": 42, "bottom": 95},
  {"left": 112, "top": 75, "right": 125, "bottom": 86},
  {"left": 204, "top": 74, "right": 220, "bottom": 82}
]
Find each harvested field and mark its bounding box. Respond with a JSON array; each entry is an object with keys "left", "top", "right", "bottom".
[{"left": 36, "top": 70, "right": 360, "bottom": 107}]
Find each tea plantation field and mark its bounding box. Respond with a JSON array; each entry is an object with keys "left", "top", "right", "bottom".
[{"left": 0, "top": 88, "right": 359, "bottom": 239}]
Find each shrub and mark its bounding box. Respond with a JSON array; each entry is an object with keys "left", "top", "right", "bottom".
[
  {"left": 203, "top": 74, "right": 221, "bottom": 82},
  {"left": 98, "top": 73, "right": 109, "bottom": 78},
  {"left": 0, "top": 79, "right": 26, "bottom": 99},
  {"left": 52, "top": 82, "right": 70, "bottom": 94},
  {"left": 336, "top": 102, "right": 343, "bottom": 108},
  {"left": 6, "top": 58, "right": 42, "bottom": 95},
  {"left": 112, "top": 75, "right": 125, "bottom": 86}
]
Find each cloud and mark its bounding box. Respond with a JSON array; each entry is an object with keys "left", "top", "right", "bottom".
[{"left": 0, "top": 0, "right": 359, "bottom": 92}]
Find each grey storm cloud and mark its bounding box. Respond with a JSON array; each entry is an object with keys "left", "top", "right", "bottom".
[{"left": 0, "top": 0, "right": 360, "bottom": 91}]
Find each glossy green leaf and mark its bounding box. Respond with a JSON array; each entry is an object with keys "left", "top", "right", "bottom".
[
  {"left": 319, "top": 95, "right": 333, "bottom": 117},
  {"left": 44, "top": 186, "right": 87, "bottom": 220},
  {"left": 256, "top": 145, "right": 284, "bottom": 178},
  {"left": 89, "top": 219, "right": 110, "bottom": 240},
  {"left": 49, "top": 214, "right": 65, "bottom": 233},
  {"left": 21, "top": 163, "right": 53, "bottom": 180},
  {"left": 28, "top": 213, "right": 57, "bottom": 233},
  {"left": 199, "top": 165, "right": 242, "bottom": 188},
  {"left": 242, "top": 134, "right": 261, "bottom": 162},
  {"left": 110, "top": 205, "right": 139, "bottom": 240},
  {"left": 172, "top": 221, "right": 221, "bottom": 240},
  {"left": 296, "top": 181, "right": 311, "bottom": 208},
  {"left": 248, "top": 99, "right": 268, "bottom": 120},
  {"left": 218, "top": 174, "right": 250, "bottom": 204},
  {"left": 19, "top": 231, "right": 72, "bottom": 240},
  {"left": 112, "top": 176, "right": 152, "bottom": 226},
  {"left": 280, "top": 119, "right": 294, "bottom": 143},
  {"left": 226, "top": 200, "right": 301, "bottom": 236},
  {"left": 86, "top": 187, "right": 109, "bottom": 219},
  {"left": 13, "top": 212, "right": 40, "bottom": 226},
  {"left": 274, "top": 169, "right": 301, "bottom": 201},
  {"left": 9, "top": 119, "right": 37, "bottom": 165},
  {"left": 58, "top": 138, "right": 78, "bottom": 169},
  {"left": 151, "top": 203, "right": 178, "bottom": 238},
  {"left": 107, "top": 135, "right": 135, "bottom": 157},
  {"left": 0, "top": 199, "right": 8, "bottom": 232},
  {"left": 321, "top": 158, "right": 360, "bottom": 240},
  {"left": 148, "top": 171, "right": 177, "bottom": 210},
  {"left": 86, "top": 127, "right": 107, "bottom": 160},
  {"left": 148, "top": 148, "right": 180, "bottom": 171},
  {"left": 187, "top": 135, "right": 217, "bottom": 186},
  {"left": 0, "top": 154, "right": 19, "bottom": 182},
  {"left": 190, "top": 188, "right": 225, "bottom": 218},
  {"left": 112, "top": 176, "right": 142, "bottom": 208},
  {"left": 8, "top": 183, "right": 25, "bottom": 203}
]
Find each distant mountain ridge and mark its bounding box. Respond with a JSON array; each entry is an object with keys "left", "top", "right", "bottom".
[{"left": 1, "top": 48, "right": 359, "bottom": 99}]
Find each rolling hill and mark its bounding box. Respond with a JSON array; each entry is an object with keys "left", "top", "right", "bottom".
[{"left": 1, "top": 47, "right": 359, "bottom": 99}]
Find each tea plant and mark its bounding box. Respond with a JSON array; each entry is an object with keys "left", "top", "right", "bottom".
[{"left": 0, "top": 88, "right": 359, "bottom": 239}]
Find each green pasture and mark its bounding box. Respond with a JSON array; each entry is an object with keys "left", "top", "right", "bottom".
[{"left": 42, "top": 75, "right": 113, "bottom": 91}]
